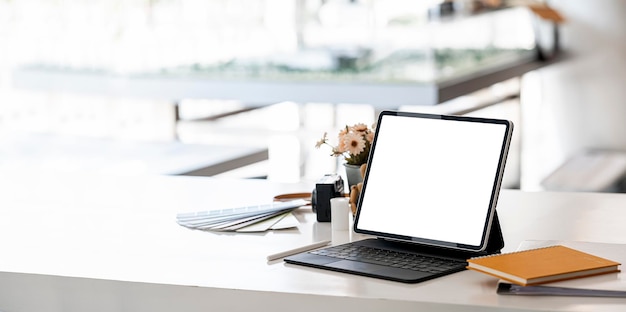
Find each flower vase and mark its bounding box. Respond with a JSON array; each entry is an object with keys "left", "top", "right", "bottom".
[{"left": 343, "top": 163, "right": 363, "bottom": 189}]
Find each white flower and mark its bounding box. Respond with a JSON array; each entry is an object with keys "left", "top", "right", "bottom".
[
  {"left": 343, "top": 132, "right": 366, "bottom": 156},
  {"left": 315, "top": 132, "right": 327, "bottom": 149}
]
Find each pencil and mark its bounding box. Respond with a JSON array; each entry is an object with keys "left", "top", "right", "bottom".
[{"left": 266, "top": 240, "right": 331, "bottom": 261}]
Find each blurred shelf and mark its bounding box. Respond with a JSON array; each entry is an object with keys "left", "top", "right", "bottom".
[
  {"left": 12, "top": 50, "right": 546, "bottom": 108},
  {"left": 0, "top": 133, "right": 268, "bottom": 177}
]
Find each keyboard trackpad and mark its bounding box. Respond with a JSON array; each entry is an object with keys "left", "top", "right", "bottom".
[
  {"left": 326, "top": 259, "right": 384, "bottom": 271},
  {"left": 326, "top": 260, "right": 432, "bottom": 280}
]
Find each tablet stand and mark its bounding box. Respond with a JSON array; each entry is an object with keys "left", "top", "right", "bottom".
[
  {"left": 444, "top": 209, "right": 505, "bottom": 258},
  {"left": 481, "top": 210, "right": 505, "bottom": 255}
]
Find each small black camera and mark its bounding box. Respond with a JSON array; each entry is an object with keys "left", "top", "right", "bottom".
[{"left": 311, "top": 174, "right": 345, "bottom": 222}]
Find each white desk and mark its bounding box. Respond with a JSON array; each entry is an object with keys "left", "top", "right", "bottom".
[{"left": 1, "top": 173, "right": 626, "bottom": 312}]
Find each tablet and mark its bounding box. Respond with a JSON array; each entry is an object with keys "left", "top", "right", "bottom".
[{"left": 353, "top": 111, "right": 513, "bottom": 252}]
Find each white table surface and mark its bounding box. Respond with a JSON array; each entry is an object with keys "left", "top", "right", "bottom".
[{"left": 1, "top": 173, "right": 626, "bottom": 312}]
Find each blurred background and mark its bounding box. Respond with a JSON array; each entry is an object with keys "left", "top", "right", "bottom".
[{"left": 1, "top": 0, "right": 625, "bottom": 192}]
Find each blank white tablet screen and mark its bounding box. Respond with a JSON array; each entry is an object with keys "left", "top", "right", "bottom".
[{"left": 355, "top": 114, "right": 509, "bottom": 247}]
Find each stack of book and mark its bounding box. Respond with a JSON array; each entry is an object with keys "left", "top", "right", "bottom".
[
  {"left": 467, "top": 242, "right": 625, "bottom": 297},
  {"left": 176, "top": 199, "right": 307, "bottom": 233},
  {"left": 467, "top": 245, "right": 620, "bottom": 286}
]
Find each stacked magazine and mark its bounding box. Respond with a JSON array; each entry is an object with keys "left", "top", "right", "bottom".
[{"left": 176, "top": 199, "right": 308, "bottom": 233}]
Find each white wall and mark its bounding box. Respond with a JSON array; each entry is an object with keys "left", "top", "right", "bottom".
[{"left": 520, "top": 0, "right": 626, "bottom": 190}]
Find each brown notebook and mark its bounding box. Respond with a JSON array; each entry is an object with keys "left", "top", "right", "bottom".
[{"left": 467, "top": 245, "right": 621, "bottom": 286}]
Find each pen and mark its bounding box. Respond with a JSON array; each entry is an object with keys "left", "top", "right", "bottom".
[{"left": 267, "top": 240, "right": 331, "bottom": 261}]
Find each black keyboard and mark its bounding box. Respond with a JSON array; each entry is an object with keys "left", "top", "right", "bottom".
[{"left": 310, "top": 244, "right": 467, "bottom": 274}]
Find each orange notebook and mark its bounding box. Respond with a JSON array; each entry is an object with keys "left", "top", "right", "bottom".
[{"left": 467, "top": 245, "right": 621, "bottom": 286}]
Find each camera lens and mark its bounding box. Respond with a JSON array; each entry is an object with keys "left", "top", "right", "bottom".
[{"left": 311, "top": 188, "right": 317, "bottom": 212}]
